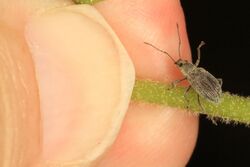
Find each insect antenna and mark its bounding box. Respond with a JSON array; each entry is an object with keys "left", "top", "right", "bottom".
[
  {"left": 176, "top": 23, "right": 182, "bottom": 60},
  {"left": 144, "top": 42, "right": 176, "bottom": 63}
]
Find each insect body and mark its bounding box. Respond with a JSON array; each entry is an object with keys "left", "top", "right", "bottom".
[
  {"left": 144, "top": 24, "right": 222, "bottom": 108},
  {"left": 184, "top": 64, "right": 222, "bottom": 103}
]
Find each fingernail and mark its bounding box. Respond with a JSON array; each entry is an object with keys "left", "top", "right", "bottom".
[{"left": 25, "top": 5, "right": 134, "bottom": 166}]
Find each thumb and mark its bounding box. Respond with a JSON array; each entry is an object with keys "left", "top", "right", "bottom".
[{"left": 25, "top": 5, "right": 135, "bottom": 166}]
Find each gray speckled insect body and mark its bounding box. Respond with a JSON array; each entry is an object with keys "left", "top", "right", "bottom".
[{"left": 144, "top": 24, "right": 222, "bottom": 109}]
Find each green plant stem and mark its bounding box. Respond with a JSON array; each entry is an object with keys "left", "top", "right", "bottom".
[
  {"left": 132, "top": 80, "right": 250, "bottom": 124},
  {"left": 73, "top": 0, "right": 103, "bottom": 5}
]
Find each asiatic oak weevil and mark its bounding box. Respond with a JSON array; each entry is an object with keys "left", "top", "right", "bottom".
[{"left": 144, "top": 24, "right": 222, "bottom": 110}]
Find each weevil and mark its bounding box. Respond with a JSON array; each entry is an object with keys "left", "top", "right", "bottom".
[{"left": 144, "top": 24, "right": 222, "bottom": 110}]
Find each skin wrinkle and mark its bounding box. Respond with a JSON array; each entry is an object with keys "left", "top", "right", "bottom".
[
  {"left": 0, "top": 37, "right": 24, "bottom": 94},
  {"left": 3, "top": 31, "right": 38, "bottom": 110},
  {"left": 0, "top": 25, "right": 41, "bottom": 167}
]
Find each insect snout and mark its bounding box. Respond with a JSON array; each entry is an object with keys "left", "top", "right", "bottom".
[
  {"left": 175, "top": 59, "right": 188, "bottom": 67},
  {"left": 174, "top": 61, "right": 182, "bottom": 66}
]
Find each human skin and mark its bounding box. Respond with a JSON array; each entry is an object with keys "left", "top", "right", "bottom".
[{"left": 0, "top": 0, "right": 198, "bottom": 166}]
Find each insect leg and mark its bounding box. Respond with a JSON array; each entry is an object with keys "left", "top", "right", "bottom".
[
  {"left": 197, "top": 94, "right": 205, "bottom": 112},
  {"left": 169, "top": 77, "right": 187, "bottom": 89},
  {"left": 195, "top": 41, "right": 206, "bottom": 67},
  {"left": 198, "top": 95, "right": 218, "bottom": 125},
  {"left": 184, "top": 86, "right": 192, "bottom": 109},
  {"left": 217, "top": 78, "right": 223, "bottom": 86}
]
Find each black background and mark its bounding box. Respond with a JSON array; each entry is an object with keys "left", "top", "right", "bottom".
[{"left": 181, "top": 1, "right": 250, "bottom": 167}]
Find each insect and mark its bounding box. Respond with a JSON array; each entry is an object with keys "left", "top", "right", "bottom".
[{"left": 144, "top": 24, "right": 222, "bottom": 110}]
